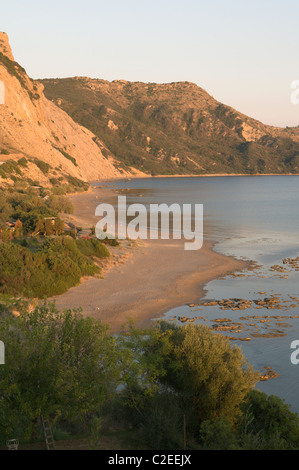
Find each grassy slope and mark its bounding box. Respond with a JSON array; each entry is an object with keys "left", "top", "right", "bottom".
[{"left": 42, "top": 77, "right": 299, "bottom": 176}]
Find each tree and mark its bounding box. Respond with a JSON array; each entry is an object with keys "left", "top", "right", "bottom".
[
  {"left": 0, "top": 302, "right": 120, "bottom": 442},
  {"left": 119, "top": 322, "right": 259, "bottom": 430},
  {"left": 162, "top": 323, "right": 259, "bottom": 424}
]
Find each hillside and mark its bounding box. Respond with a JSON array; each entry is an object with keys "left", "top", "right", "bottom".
[
  {"left": 41, "top": 77, "right": 299, "bottom": 176},
  {"left": 1, "top": 29, "right": 299, "bottom": 182},
  {"left": 0, "top": 32, "right": 142, "bottom": 190}
]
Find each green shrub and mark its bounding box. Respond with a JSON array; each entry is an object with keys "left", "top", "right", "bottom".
[
  {"left": 239, "top": 390, "right": 299, "bottom": 449},
  {"left": 55, "top": 147, "right": 78, "bottom": 167},
  {"left": 76, "top": 238, "right": 110, "bottom": 258},
  {"left": 32, "top": 159, "right": 50, "bottom": 175},
  {"left": 0, "top": 236, "right": 109, "bottom": 297},
  {"left": 17, "top": 157, "right": 28, "bottom": 167},
  {"left": 51, "top": 185, "right": 67, "bottom": 195},
  {"left": 0, "top": 160, "right": 22, "bottom": 176},
  {"left": 199, "top": 416, "right": 239, "bottom": 450},
  {"left": 66, "top": 175, "right": 89, "bottom": 191},
  {"left": 0, "top": 303, "right": 119, "bottom": 442},
  {"left": 139, "top": 393, "right": 183, "bottom": 450},
  {"left": 46, "top": 195, "right": 74, "bottom": 214}
]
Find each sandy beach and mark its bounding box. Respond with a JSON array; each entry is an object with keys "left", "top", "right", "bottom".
[{"left": 54, "top": 186, "right": 248, "bottom": 332}]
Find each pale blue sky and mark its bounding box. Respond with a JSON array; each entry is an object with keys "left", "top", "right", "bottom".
[{"left": 2, "top": 0, "right": 299, "bottom": 127}]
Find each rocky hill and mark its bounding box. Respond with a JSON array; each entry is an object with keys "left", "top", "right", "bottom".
[
  {"left": 41, "top": 77, "right": 299, "bottom": 175},
  {"left": 0, "top": 32, "right": 142, "bottom": 189},
  {"left": 1, "top": 30, "right": 299, "bottom": 184}
]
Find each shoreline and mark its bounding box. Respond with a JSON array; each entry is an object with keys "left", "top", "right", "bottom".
[
  {"left": 89, "top": 173, "right": 299, "bottom": 185},
  {"left": 55, "top": 185, "right": 249, "bottom": 332}
]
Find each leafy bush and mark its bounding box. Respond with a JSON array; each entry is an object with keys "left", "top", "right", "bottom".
[
  {"left": 66, "top": 175, "right": 89, "bottom": 191},
  {"left": 0, "top": 236, "right": 109, "bottom": 297},
  {"left": 55, "top": 147, "right": 78, "bottom": 167},
  {"left": 0, "top": 303, "right": 119, "bottom": 442},
  {"left": 199, "top": 416, "right": 239, "bottom": 450},
  {"left": 17, "top": 157, "right": 28, "bottom": 168},
  {"left": 139, "top": 393, "right": 184, "bottom": 450},
  {"left": 239, "top": 390, "right": 299, "bottom": 449},
  {"left": 76, "top": 238, "right": 110, "bottom": 258},
  {"left": 46, "top": 195, "right": 74, "bottom": 214},
  {"left": 0, "top": 160, "right": 22, "bottom": 176},
  {"left": 32, "top": 159, "right": 50, "bottom": 174}
]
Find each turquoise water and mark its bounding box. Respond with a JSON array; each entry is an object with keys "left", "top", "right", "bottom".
[{"left": 97, "top": 176, "right": 299, "bottom": 412}]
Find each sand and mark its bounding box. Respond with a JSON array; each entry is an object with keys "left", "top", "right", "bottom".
[{"left": 53, "top": 186, "right": 247, "bottom": 332}]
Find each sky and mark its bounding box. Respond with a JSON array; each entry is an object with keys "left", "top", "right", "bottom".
[{"left": 1, "top": 0, "right": 299, "bottom": 127}]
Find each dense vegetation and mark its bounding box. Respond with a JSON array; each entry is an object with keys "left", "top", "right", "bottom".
[
  {"left": 0, "top": 303, "right": 118, "bottom": 443},
  {"left": 42, "top": 78, "right": 299, "bottom": 176},
  {"left": 0, "top": 237, "right": 109, "bottom": 297},
  {"left": 0, "top": 187, "right": 73, "bottom": 234},
  {"left": 0, "top": 305, "right": 298, "bottom": 450},
  {"left": 0, "top": 187, "right": 110, "bottom": 297},
  {"left": 0, "top": 156, "right": 89, "bottom": 194}
]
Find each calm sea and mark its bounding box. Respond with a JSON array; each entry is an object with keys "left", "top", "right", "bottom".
[{"left": 97, "top": 176, "right": 299, "bottom": 412}]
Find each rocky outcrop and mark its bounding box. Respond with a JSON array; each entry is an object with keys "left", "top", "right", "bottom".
[{"left": 0, "top": 32, "right": 14, "bottom": 61}]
